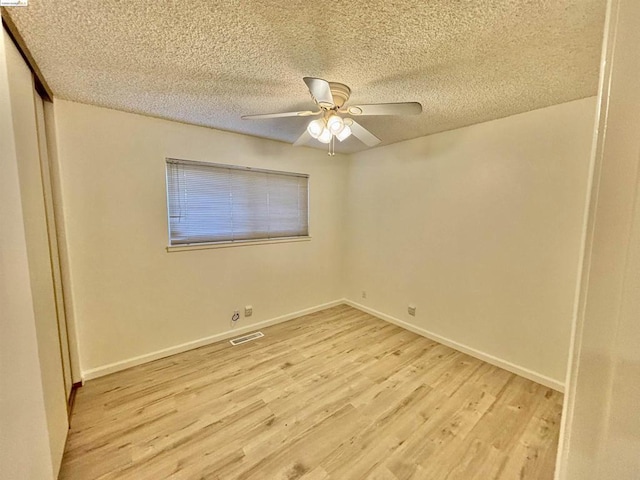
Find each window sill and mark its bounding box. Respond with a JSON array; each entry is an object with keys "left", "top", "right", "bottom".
[{"left": 166, "top": 236, "right": 311, "bottom": 252}]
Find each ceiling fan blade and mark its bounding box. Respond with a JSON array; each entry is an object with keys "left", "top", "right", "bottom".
[
  {"left": 303, "top": 77, "right": 335, "bottom": 107},
  {"left": 345, "top": 119, "right": 381, "bottom": 147},
  {"left": 293, "top": 130, "right": 312, "bottom": 146},
  {"left": 241, "top": 110, "right": 320, "bottom": 120},
  {"left": 343, "top": 102, "right": 422, "bottom": 116}
]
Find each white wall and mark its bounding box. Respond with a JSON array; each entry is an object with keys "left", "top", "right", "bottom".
[
  {"left": 344, "top": 98, "right": 596, "bottom": 388},
  {"left": 52, "top": 97, "right": 596, "bottom": 387},
  {"left": 558, "top": 0, "right": 640, "bottom": 477},
  {"left": 51, "top": 100, "right": 348, "bottom": 376},
  {"left": 0, "top": 30, "right": 55, "bottom": 480}
]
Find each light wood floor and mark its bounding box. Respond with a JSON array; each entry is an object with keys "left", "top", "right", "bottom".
[{"left": 60, "top": 305, "right": 562, "bottom": 480}]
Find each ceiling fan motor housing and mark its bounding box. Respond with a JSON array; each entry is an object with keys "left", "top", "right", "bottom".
[{"left": 327, "top": 82, "right": 351, "bottom": 108}]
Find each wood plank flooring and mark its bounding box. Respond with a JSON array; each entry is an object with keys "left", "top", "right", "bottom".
[{"left": 60, "top": 305, "right": 562, "bottom": 480}]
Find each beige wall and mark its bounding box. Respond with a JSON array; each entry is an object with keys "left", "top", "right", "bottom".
[
  {"left": 558, "top": 0, "right": 640, "bottom": 477},
  {"left": 51, "top": 100, "right": 348, "bottom": 376},
  {"left": 0, "top": 30, "right": 56, "bottom": 480},
  {"left": 344, "top": 98, "right": 596, "bottom": 388}
]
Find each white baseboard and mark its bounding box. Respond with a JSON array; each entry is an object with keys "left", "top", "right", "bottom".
[
  {"left": 81, "top": 299, "right": 344, "bottom": 381},
  {"left": 343, "top": 299, "right": 565, "bottom": 392},
  {"left": 82, "top": 298, "right": 565, "bottom": 392}
]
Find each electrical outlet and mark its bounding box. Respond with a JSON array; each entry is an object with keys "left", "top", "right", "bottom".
[
  {"left": 245, "top": 305, "right": 253, "bottom": 317},
  {"left": 362, "top": 291, "right": 367, "bottom": 299},
  {"left": 408, "top": 304, "right": 416, "bottom": 316},
  {"left": 232, "top": 309, "right": 240, "bottom": 322}
]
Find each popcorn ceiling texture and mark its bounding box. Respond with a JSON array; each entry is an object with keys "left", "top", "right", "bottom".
[{"left": 7, "top": 0, "right": 605, "bottom": 153}]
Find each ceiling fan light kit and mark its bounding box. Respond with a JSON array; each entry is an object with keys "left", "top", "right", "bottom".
[
  {"left": 336, "top": 124, "right": 352, "bottom": 142},
  {"left": 307, "top": 118, "right": 325, "bottom": 139},
  {"left": 327, "top": 114, "right": 344, "bottom": 133},
  {"left": 242, "top": 77, "right": 422, "bottom": 154},
  {"left": 307, "top": 111, "right": 352, "bottom": 145},
  {"left": 317, "top": 127, "right": 333, "bottom": 144}
]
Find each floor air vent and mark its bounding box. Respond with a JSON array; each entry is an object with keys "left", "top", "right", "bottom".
[{"left": 230, "top": 331, "right": 264, "bottom": 346}]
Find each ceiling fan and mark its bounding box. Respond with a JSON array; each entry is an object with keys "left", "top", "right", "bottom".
[{"left": 241, "top": 77, "right": 422, "bottom": 154}]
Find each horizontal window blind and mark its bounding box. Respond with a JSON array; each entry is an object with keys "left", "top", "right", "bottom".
[{"left": 166, "top": 160, "right": 309, "bottom": 245}]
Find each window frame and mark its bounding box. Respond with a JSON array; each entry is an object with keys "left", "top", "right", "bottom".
[{"left": 164, "top": 158, "right": 311, "bottom": 251}]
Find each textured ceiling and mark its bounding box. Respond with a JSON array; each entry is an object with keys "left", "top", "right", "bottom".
[{"left": 6, "top": 0, "right": 606, "bottom": 153}]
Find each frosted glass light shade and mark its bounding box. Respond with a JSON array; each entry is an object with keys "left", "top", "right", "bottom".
[
  {"left": 307, "top": 119, "right": 325, "bottom": 139},
  {"left": 327, "top": 115, "right": 345, "bottom": 134},
  {"left": 336, "top": 125, "right": 352, "bottom": 141},
  {"left": 318, "top": 128, "right": 332, "bottom": 144}
]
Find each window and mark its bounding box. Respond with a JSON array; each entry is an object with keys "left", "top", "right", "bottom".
[{"left": 166, "top": 159, "right": 309, "bottom": 246}]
